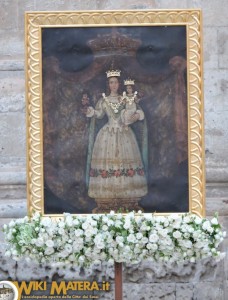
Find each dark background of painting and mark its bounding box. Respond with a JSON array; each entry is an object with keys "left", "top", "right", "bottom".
[{"left": 42, "top": 26, "right": 188, "bottom": 214}]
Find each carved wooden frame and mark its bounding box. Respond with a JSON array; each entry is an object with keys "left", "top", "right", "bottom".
[{"left": 25, "top": 10, "right": 205, "bottom": 217}]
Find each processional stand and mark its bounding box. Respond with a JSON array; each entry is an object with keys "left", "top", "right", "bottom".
[{"left": 115, "top": 262, "right": 123, "bottom": 300}]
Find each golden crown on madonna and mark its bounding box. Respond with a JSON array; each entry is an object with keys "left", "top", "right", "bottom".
[
  {"left": 106, "top": 69, "right": 121, "bottom": 78},
  {"left": 124, "top": 79, "right": 135, "bottom": 85}
]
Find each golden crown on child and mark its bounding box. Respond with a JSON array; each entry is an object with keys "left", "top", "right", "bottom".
[
  {"left": 124, "top": 79, "right": 135, "bottom": 85},
  {"left": 106, "top": 69, "right": 121, "bottom": 78}
]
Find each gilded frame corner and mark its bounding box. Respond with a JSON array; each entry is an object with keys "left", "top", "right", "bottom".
[{"left": 25, "top": 9, "right": 205, "bottom": 217}]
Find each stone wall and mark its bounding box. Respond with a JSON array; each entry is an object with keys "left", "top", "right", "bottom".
[{"left": 0, "top": 0, "right": 227, "bottom": 299}]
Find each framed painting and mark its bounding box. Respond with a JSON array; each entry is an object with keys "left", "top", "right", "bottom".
[{"left": 25, "top": 10, "right": 205, "bottom": 217}]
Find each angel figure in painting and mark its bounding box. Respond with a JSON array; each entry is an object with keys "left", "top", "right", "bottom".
[{"left": 85, "top": 68, "right": 148, "bottom": 212}]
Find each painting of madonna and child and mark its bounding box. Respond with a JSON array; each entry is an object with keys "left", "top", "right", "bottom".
[{"left": 42, "top": 25, "right": 189, "bottom": 214}]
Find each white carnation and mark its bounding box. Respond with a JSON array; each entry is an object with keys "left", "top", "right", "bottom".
[
  {"left": 127, "top": 234, "right": 136, "bottom": 243},
  {"left": 211, "top": 218, "right": 218, "bottom": 225},
  {"left": 45, "top": 247, "right": 54, "bottom": 255},
  {"left": 41, "top": 217, "right": 52, "bottom": 227},
  {"left": 136, "top": 232, "right": 143, "bottom": 240},
  {"left": 46, "top": 240, "right": 54, "bottom": 248},
  {"left": 149, "top": 233, "right": 159, "bottom": 243},
  {"left": 65, "top": 216, "right": 73, "bottom": 226},
  {"left": 173, "top": 231, "right": 182, "bottom": 239}
]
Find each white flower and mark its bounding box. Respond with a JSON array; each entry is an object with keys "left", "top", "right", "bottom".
[
  {"left": 58, "top": 221, "right": 65, "bottom": 228},
  {"left": 169, "top": 214, "right": 179, "bottom": 221},
  {"left": 194, "top": 216, "right": 202, "bottom": 225},
  {"left": 36, "top": 238, "right": 45, "bottom": 247},
  {"left": 116, "top": 213, "right": 122, "bottom": 220},
  {"left": 116, "top": 236, "right": 124, "bottom": 244},
  {"left": 65, "top": 244, "right": 73, "bottom": 253},
  {"left": 202, "top": 221, "right": 210, "bottom": 230},
  {"left": 115, "top": 220, "right": 123, "bottom": 228},
  {"left": 147, "top": 243, "right": 158, "bottom": 251},
  {"left": 183, "top": 216, "right": 191, "bottom": 223},
  {"left": 58, "top": 228, "right": 65, "bottom": 235},
  {"left": 96, "top": 241, "right": 105, "bottom": 249},
  {"left": 5, "top": 250, "right": 11, "bottom": 257},
  {"left": 73, "top": 239, "right": 84, "bottom": 251},
  {"left": 73, "top": 219, "right": 79, "bottom": 226},
  {"left": 181, "top": 240, "right": 192, "bottom": 248},
  {"left": 102, "top": 225, "right": 108, "bottom": 231},
  {"left": 156, "top": 216, "right": 166, "bottom": 223},
  {"left": 41, "top": 217, "right": 52, "bottom": 227},
  {"left": 159, "top": 229, "right": 168, "bottom": 238},
  {"left": 194, "top": 241, "right": 205, "bottom": 248},
  {"left": 75, "top": 229, "right": 83, "bottom": 237},
  {"left": 217, "top": 252, "right": 226, "bottom": 261},
  {"left": 45, "top": 247, "right": 54, "bottom": 255},
  {"left": 127, "top": 234, "right": 136, "bottom": 243},
  {"left": 9, "top": 220, "right": 15, "bottom": 228},
  {"left": 187, "top": 226, "right": 194, "bottom": 233},
  {"left": 2, "top": 212, "right": 226, "bottom": 267},
  {"left": 173, "top": 221, "right": 181, "bottom": 229},
  {"left": 173, "top": 231, "right": 182, "bottom": 239},
  {"left": 211, "top": 218, "right": 219, "bottom": 225},
  {"left": 123, "top": 220, "right": 131, "bottom": 230},
  {"left": 82, "top": 222, "right": 90, "bottom": 230},
  {"left": 193, "top": 231, "right": 201, "bottom": 239},
  {"left": 141, "top": 237, "right": 149, "bottom": 244},
  {"left": 149, "top": 233, "right": 159, "bottom": 243},
  {"left": 46, "top": 240, "right": 54, "bottom": 248},
  {"left": 136, "top": 232, "right": 143, "bottom": 240},
  {"left": 7, "top": 233, "right": 12, "bottom": 240},
  {"left": 59, "top": 249, "right": 70, "bottom": 258},
  {"left": 65, "top": 216, "right": 73, "bottom": 226},
  {"left": 190, "top": 257, "right": 195, "bottom": 263},
  {"left": 12, "top": 250, "right": 18, "bottom": 256}
]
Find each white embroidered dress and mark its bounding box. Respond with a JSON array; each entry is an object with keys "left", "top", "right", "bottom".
[{"left": 86, "top": 95, "right": 147, "bottom": 199}]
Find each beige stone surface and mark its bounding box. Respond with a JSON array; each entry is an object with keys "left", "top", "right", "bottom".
[
  {"left": 0, "top": 72, "right": 25, "bottom": 113},
  {"left": 206, "top": 183, "right": 228, "bottom": 199},
  {"left": 0, "top": 0, "right": 18, "bottom": 29},
  {"left": 218, "top": 27, "right": 228, "bottom": 69},
  {"left": 206, "top": 198, "right": 228, "bottom": 216},
  {"left": 223, "top": 238, "right": 228, "bottom": 281},
  {"left": 0, "top": 60, "right": 24, "bottom": 71},
  {"left": 194, "top": 281, "right": 225, "bottom": 300},
  {"left": 176, "top": 283, "right": 193, "bottom": 300},
  {"left": 0, "top": 184, "right": 26, "bottom": 201},
  {"left": 34, "top": 0, "right": 98, "bottom": 11},
  {"left": 18, "top": 0, "right": 36, "bottom": 29},
  {"left": 204, "top": 69, "right": 228, "bottom": 113},
  {"left": 0, "top": 30, "right": 24, "bottom": 60},
  {"left": 98, "top": 283, "right": 176, "bottom": 300},
  {"left": 97, "top": 0, "right": 156, "bottom": 10},
  {"left": 124, "top": 258, "right": 226, "bottom": 283},
  {"left": 203, "top": 27, "right": 218, "bottom": 70},
  {"left": 187, "top": 0, "right": 228, "bottom": 26},
  {"left": 0, "top": 199, "right": 27, "bottom": 218},
  {"left": 0, "top": 171, "right": 26, "bottom": 185},
  {"left": 0, "top": 113, "right": 26, "bottom": 158}
]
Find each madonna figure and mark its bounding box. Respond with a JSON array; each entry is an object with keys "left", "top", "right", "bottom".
[{"left": 85, "top": 69, "right": 148, "bottom": 212}]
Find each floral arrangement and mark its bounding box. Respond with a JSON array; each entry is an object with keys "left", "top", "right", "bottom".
[{"left": 3, "top": 211, "right": 226, "bottom": 267}]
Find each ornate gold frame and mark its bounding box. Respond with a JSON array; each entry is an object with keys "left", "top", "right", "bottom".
[{"left": 25, "top": 10, "right": 205, "bottom": 217}]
